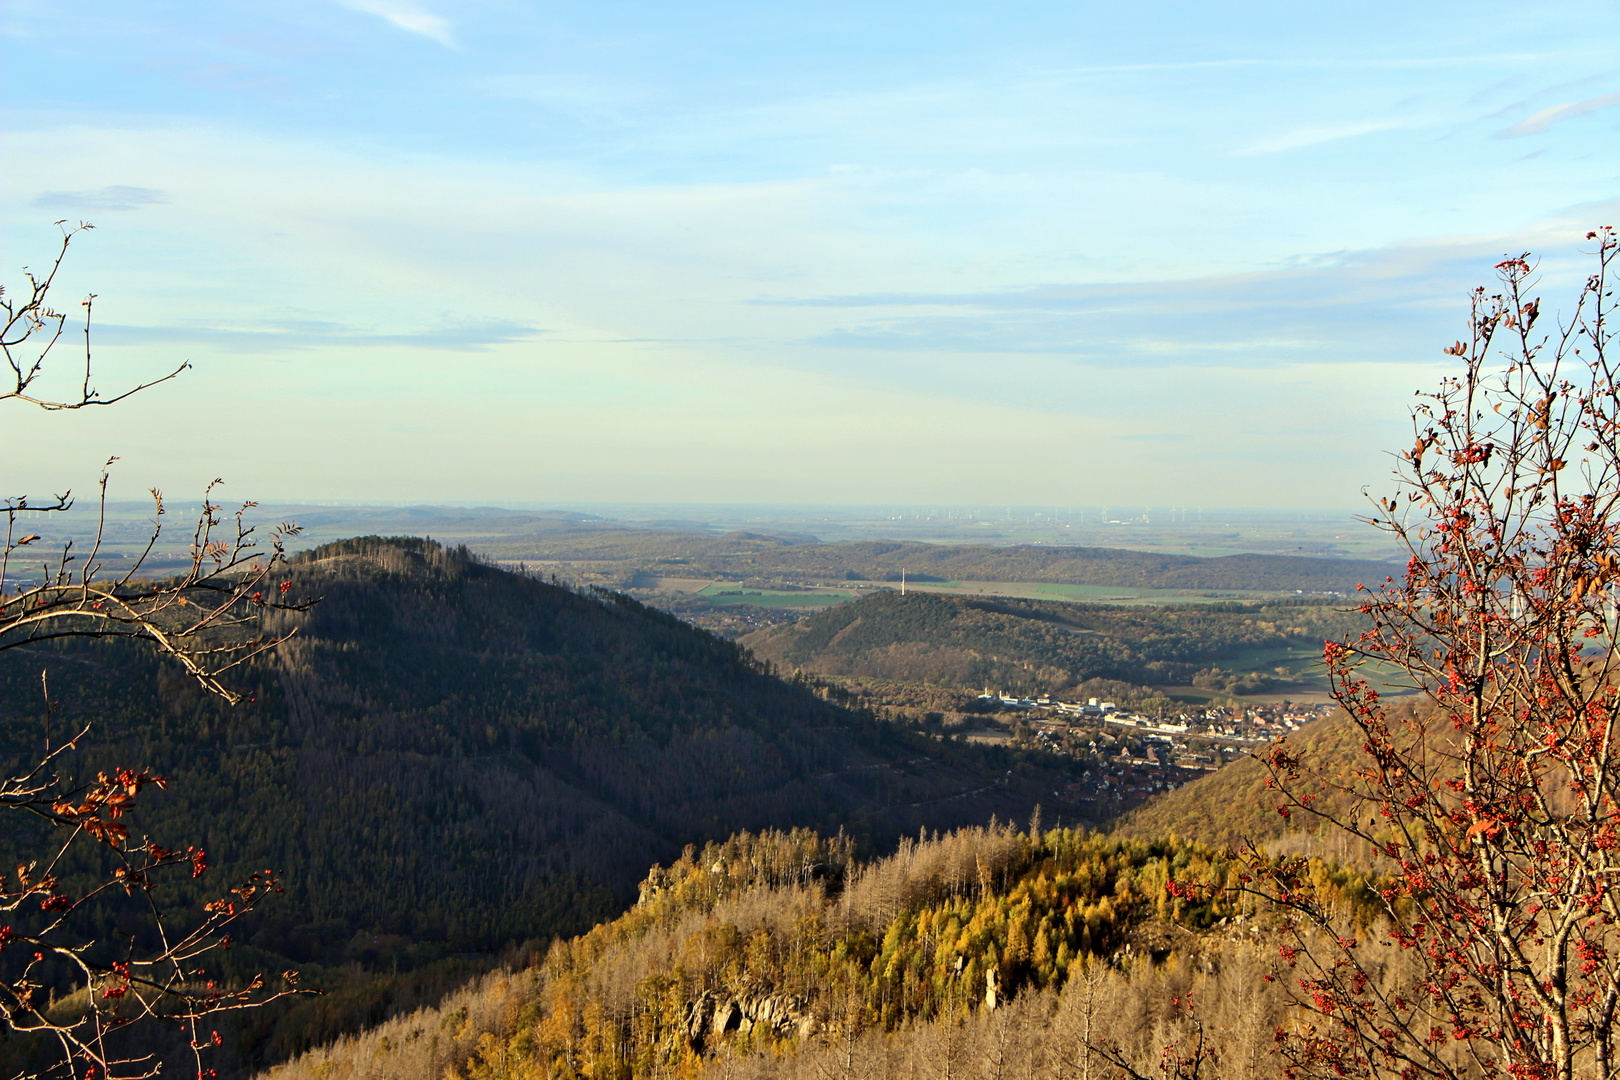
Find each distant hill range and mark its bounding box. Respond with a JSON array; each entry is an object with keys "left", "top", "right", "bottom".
[
  {"left": 518, "top": 532, "right": 1399, "bottom": 594},
  {"left": 47, "top": 503, "right": 1396, "bottom": 594},
  {"left": 739, "top": 590, "right": 1364, "bottom": 695},
  {"left": 0, "top": 540, "right": 1075, "bottom": 978}
]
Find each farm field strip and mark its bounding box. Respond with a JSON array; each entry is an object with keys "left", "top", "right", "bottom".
[
  {"left": 642, "top": 575, "right": 1347, "bottom": 615},
  {"left": 902, "top": 580, "right": 1296, "bottom": 605},
  {"left": 644, "top": 577, "right": 1323, "bottom": 610},
  {"left": 697, "top": 584, "right": 857, "bottom": 607}
]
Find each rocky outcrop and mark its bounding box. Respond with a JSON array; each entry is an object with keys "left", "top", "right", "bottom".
[
  {"left": 681, "top": 989, "right": 817, "bottom": 1051},
  {"left": 637, "top": 865, "right": 672, "bottom": 905}
]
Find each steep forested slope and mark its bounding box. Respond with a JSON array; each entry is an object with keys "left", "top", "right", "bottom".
[
  {"left": 266, "top": 825, "right": 1384, "bottom": 1080},
  {"left": 0, "top": 540, "right": 1073, "bottom": 980},
  {"left": 739, "top": 590, "right": 1361, "bottom": 693}
]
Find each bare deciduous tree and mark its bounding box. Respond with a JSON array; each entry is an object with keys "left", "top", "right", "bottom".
[{"left": 2, "top": 223, "right": 314, "bottom": 1080}]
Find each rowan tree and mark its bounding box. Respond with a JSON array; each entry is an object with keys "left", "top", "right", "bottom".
[
  {"left": 1250, "top": 228, "right": 1619, "bottom": 1080},
  {"left": 1, "top": 223, "right": 314, "bottom": 1079}
]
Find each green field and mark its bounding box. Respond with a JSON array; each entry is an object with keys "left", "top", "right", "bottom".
[
  {"left": 1203, "top": 641, "right": 1415, "bottom": 701},
  {"left": 698, "top": 585, "right": 856, "bottom": 608},
  {"left": 1217, "top": 642, "right": 1332, "bottom": 671}
]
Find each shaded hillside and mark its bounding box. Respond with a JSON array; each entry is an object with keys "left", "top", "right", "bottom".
[
  {"left": 518, "top": 531, "right": 1395, "bottom": 592},
  {"left": 739, "top": 590, "right": 1362, "bottom": 693},
  {"left": 0, "top": 540, "right": 1078, "bottom": 981}
]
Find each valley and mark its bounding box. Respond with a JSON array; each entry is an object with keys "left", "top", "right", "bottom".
[
  {"left": 1, "top": 529, "right": 1385, "bottom": 1079},
  {"left": 0, "top": 517, "right": 1562, "bottom": 1080},
  {"left": 12, "top": 12, "right": 1607, "bottom": 1076},
  {"left": 0, "top": 523, "right": 1378, "bottom": 1076},
  {"left": 0, "top": 538, "right": 1108, "bottom": 1078}
]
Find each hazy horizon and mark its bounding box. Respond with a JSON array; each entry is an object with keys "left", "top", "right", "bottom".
[{"left": 15, "top": 497, "right": 1401, "bottom": 566}]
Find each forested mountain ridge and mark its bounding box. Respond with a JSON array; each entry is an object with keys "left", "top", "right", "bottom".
[
  {"left": 0, "top": 538, "right": 1087, "bottom": 1072},
  {"left": 739, "top": 590, "right": 1362, "bottom": 694}
]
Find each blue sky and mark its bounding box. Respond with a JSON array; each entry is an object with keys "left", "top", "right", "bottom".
[{"left": 3, "top": 1, "right": 1617, "bottom": 509}]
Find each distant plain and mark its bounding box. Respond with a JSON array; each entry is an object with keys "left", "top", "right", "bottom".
[{"left": 3, "top": 500, "right": 1395, "bottom": 569}]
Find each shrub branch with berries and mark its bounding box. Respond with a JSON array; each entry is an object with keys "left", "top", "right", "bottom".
[{"left": 1238, "top": 229, "right": 1620, "bottom": 1080}]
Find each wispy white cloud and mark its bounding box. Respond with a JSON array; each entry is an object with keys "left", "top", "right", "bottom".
[
  {"left": 31, "top": 185, "right": 168, "bottom": 211},
  {"left": 1235, "top": 119, "right": 1406, "bottom": 155},
  {"left": 1498, "top": 91, "right": 1620, "bottom": 136},
  {"left": 770, "top": 220, "right": 1618, "bottom": 367},
  {"left": 336, "top": 0, "right": 455, "bottom": 48},
  {"left": 96, "top": 318, "right": 541, "bottom": 352}
]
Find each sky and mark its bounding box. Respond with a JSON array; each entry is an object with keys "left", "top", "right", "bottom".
[{"left": 3, "top": 0, "right": 1618, "bottom": 511}]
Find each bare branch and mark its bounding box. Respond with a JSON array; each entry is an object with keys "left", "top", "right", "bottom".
[{"left": 1, "top": 228, "right": 317, "bottom": 1079}]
